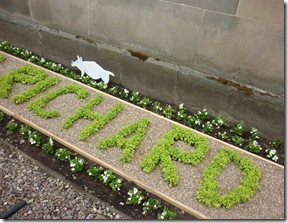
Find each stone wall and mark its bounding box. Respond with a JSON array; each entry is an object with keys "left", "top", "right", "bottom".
[{"left": 0, "top": 0, "right": 284, "bottom": 140}]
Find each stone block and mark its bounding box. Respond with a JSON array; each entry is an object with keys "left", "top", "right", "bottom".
[
  {"left": 89, "top": 0, "right": 204, "bottom": 65},
  {"left": 0, "top": 15, "right": 41, "bottom": 55},
  {"left": 0, "top": 0, "right": 31, "bottom": 19},
  {"left": 176, "top": 66, "right": 285, "bottom": 140},
  {"left": 120, "top": 55, "right": 179, "bottom": 104},
  {"left": 195, "top": 11, "right": 284, "bottom": 95},
  {"left": 40, "top": 27, "right": 84, "bottom": 68},
  {"left": 29, "top": 0, "right": 89, "bottom": 36},
  {"left": 167, "top": 0, "right": 239, "bottom": 15},
  {"left": 237, "top": 0, "right": 284, "bottom": 25}
]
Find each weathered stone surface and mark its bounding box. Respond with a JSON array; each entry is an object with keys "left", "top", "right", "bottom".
[
  {"left": 0, "top": 0, "right": 31, "bottom": 19},
  {"left": 175, "top": 66, "right": 284, "bottom": 140},
  {"left": 237, "top": 0, "right": 284, "bottom": 25},
  {"left": 0, "top": 15, "right": 41, "bottom": 55},
  {"left": 195, "top": 11, "right": 284, "bottom": 95},
  {"left": 89, "top": 0, "right": 204, "bottom": 65},
  {"left": 167, "top": 0, "right": 239, "bottom": 15},
  {"left": 29, "top": 0, "right": 89, "bottom": 36}
]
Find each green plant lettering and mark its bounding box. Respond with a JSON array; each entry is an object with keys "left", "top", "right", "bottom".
[
  {"left": 62, "top": 94, "right": 124, "bottom": 140},
  {"left": 0, "top": 64, "right": 47, "bottom": 98},
  {"left": 27, "top": 84, "right": 88, "bottom": 118},
  {"left": 140, "top": 124, "right": 209, "bottom": 186},
  {"left": 97, "top": 118, "right": 150, "bottom": 163},
  {"left": 196, "top": 148, "right": 261, "bottom": 208}
]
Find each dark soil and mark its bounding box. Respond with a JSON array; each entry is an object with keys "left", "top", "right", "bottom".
[{"left": 0, "top": 112, "right": 197, "bottom": 220}]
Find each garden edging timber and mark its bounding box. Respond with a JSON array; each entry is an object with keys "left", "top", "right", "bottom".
[{"left": 0, "top": 52, "right": 284, "bottom": 219}]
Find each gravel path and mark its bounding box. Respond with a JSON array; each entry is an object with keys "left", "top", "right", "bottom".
[{"left": 0, "top": 139, "right": 130, "bottom": 220}]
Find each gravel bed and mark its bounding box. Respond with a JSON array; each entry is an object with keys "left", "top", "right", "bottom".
[{"left": 0, "top": 139, "right": 129, "bottom": 220}]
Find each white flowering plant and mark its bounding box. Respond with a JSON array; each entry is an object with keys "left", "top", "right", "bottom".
[
  {"left": 186, "top": 115, "right": 202, "bottom": 128},
  {"left": 69, "top": 157, "right": 85, "bottom": 173},
  {"left": 245, "top": 140, "right": 262, "bottom": 154},
  {"left": 212, "top": 114, "right": 228, "bottom": 128},
  {"left": 249, "top": 127, "right": 259, "bottom": 140},
  {"left": 100, "top": 170, "right": 123, "bottom": 191},
  {"left": 108, "top": 86, "right": 119, "bottom": 95},
  {"left": 41, "top": 136, "right": 54, "bottom": 154},
  {"left": 152, "top": 101, "right": 162, "bottom": 114},
  {"left": 19, "top": 124, "right": 30, "bottom": 136},
  {"left": 130, "top": 91, "right": 140, "bottom": 103},
  {"left": 230, "top": 122, "right": 243, "bottom": 136},
  {"left": 202, "top": 121, "right": 213, "bottom": 135},
  {"left": 28, "top": 131, "right": 41, "bottom": 146},
  {"left": 157, "top": 207, "right": 176, "bottom": 219},
  {"left": 142, "top": 198, "right": 162, "bottom": 214},
  {"left": 55, "top": 148, "right": 72, "bottom": 161},
  {"left": 218, "top": 132, "right": 228, "bottom": 140},
  {"left": 162, "top": 105, "right": 174, "bottom": 119},
  {"left": 138, "top": 97, "right": 151, "bottom": 109},
  {"left": 87, "top": 166, "right": 104, "bottom": 180},
  {"left": 126, "top": 187, "right": 145, "bottom": 205},
  {"left": 265, "top": 148, "right": 279, "bottom": 162},
  {"left": 176, "top": 103, "right": 188, "bottom": 122},
  {"left": 6, "top": 119, "right": 18, "bottom": 136},
  {"left": 232, "top": 135, "right": 245, "bottom": 146},
  {"left": 119, "top": 89, "right": 129, "bottom": 99}
]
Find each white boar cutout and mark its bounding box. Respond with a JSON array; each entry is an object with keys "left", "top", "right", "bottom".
[{"left": 71, "top": 55, "right": 114, "bottom": 84}]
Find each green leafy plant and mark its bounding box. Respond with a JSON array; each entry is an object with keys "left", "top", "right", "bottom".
[
  {"left": 202, "top": 121, "right": 213, "bottom": 135},
  {"left": 126, "top": 187, "right": 145, "bottom": 205},
  {"left": 152, "top": 101, "right": 162, "bottom": 114},
  {"left": 70, "top": 157, "right": 85, "bottom": 173},
  {"left": 197, "top": 148, "right": 261, "bottom": 209},
  {"left": 245, "top": 140, "right": 262, "bottom": 154},
  {"left": 55, "top": 148, "right": 72, "bottom": 161},
  {"left": 138, "top": 97, "right": 151, "bottom": 109},
  {"left": 230, "top": 122, "right": 243, "bottom": 136},
  {"left": 19, "top": 124, "right": 30, "bottom": 136},
  {"left": 270, "top": 138, "right": 281, "bottom": 148},
  {"left": 41, "top": 136, "right": 54, "bottom": 154},
  {"left": 6, "top": 119, "right": 18, "bottom": 136},
  {"left": 95, "top": 81, "right": 108, "bottom": 90},
  {"left": 249, "top": 127, "right": 259, "bottom": 140},
  {"left": 162, "top": 105, "right": 174, "bottom": 119},
  {"left": 108, "top": 86, "right": 119, "bottom": 95},
  {"left": 186, "top": 115, "right": 201, "bottom": 128},
  {"left": 87, "top": 166, "right": 104, "bottom": 180},
  {"left": 196, "top": 108, "right": 209, "bottom": 121},
  {"left": 157, "top": 207, "right": 176, "bottom": 220},
  {"left": 119, "top": 89, "right": 129, "bottom": 99},
  {"left": 0, "top": 54, "right": 6, "bottom": 62},
  {"left": 0, "top": 111, "right": 4, "bottom": 122},
  {"left": 143, "top": 198, "right": 162, "bottom": 214},
  {"left": 28, "top": 131, "right": 41, "bottom": 146},
  {"left": 217, "top": 132, "right": 228, "bottom": 140},
  {"left": 130, "top": 91, "right": 140, "bottom": 103},
  {"left": 232, "top": 135, "right": 245, "bottom": 146},
  {"left": 212, "top": 115, "right": 228, "bottom": 128},
  {"left": 176, "top": 103, "right": 188, "bottom": 122}
]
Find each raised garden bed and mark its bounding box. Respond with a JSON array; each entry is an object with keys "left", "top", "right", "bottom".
[{"left": 0, "top": 45, "right": 285, "bottom": 219}]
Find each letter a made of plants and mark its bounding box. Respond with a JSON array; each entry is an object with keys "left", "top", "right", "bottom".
[{"left": 97, "top": 118, "right": 150, "bottom": 163}]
